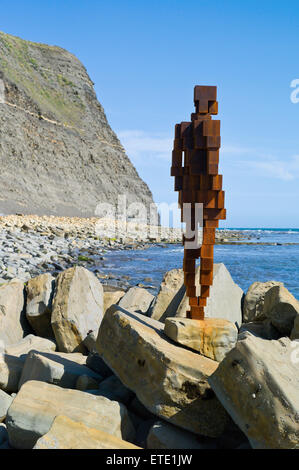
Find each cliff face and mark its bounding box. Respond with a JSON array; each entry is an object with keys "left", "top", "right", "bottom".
[{"left": 0, "top": 31, "right": 155, "bottom": 217}]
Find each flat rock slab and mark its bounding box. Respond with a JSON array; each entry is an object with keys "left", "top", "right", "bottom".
[
  {"left": 51, "top": 266, "right": 104, "bottom": 353},
  {"left": 33, "top": 415, "right": 141, "bottom": 449},
  {"left": 18, "top": 350, "right": 103, "bottom": 390},
  {"left": 6, "top": 380, "right": 135, "bottom": 449},
  {"left": 209, "top": 334, "right": 299, "bottom": 449},
  {"left": 4, "top": 334, "right": 56, "bottom": 356},
  {"left": 97, "top": 305, "right": 228, "bottom": 438},
  {"left": 164, "top": 318, "right": 238, "bottom": 362}
]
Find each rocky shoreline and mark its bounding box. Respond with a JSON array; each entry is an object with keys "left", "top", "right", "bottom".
[
  {"left": 0, "top": 214, "right": 298, "bottom": 450},
  {"left": 0, "top": 214, "right": 248, "bottom": 286},
  {"left": 0, "top": 261, "right": 297, "bottom": 449}
]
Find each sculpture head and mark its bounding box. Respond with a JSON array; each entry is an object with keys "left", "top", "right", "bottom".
[{"left": 193, "top": 86, "right": 218, "bottom": 115}]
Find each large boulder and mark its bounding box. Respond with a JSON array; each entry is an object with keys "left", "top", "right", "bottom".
[
  {"left": 164, "top": 318, "right": 238, "bottom": 362},
  {"left": 118, "top": 287, "right": 154, "bottom": 315},
  {"left": 208, "top": 334, "right": 299, "bottom": 449},
  {"left": 150, "top": 269, "right": 186, "bottom": 321},
  {"left": 6, "top": 380, "right": 136, "bottom": 449},
  {"left": 18, "top": 350, "right": 103, "bottom": 390},
  {"left": 0, "top": 353, "right": 25, "bottom": 393},
  {"left": 243, "top": 281, "right": 283, "bottom": 323},
  {"left": 0, "top": 279, "right": 28, "bottom": 345},
  {"left": 150, "top": 264, "right": 243, "bottom": 328},
  {"left": 0, "top": 390, "right": 13, "bottom": 422},
  {"left": 51, "top": 267, "right": 104, "bottom": 353},
  {"left": 26, "top": 273, "right": 55, "bottom": 338},
  {"left": 33, "top": 415, "right": 141, "bottom": 449},
  {"left": 96, "top": 305, "right": 228, "bottom": 438},
  {"left": 147, "top": 421, "right": 216, "bottom": 449},
  {"left": 263, "top": 285, "right": 299, "bottom": 336},
  {"left": 4, "top": 334, "right": 56, "bottom": 356}
]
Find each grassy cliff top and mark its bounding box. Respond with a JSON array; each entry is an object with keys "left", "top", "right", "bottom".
[{"left": 0, "top": 31, "right": 91, "bottom": 128}]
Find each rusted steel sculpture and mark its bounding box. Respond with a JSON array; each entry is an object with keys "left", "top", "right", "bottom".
[{"left": 171, "top": 86, "right": 226, "bottom": 319}]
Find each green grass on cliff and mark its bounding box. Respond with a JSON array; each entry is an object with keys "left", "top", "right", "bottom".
[{"left": 0, "top": 31, "right": 85, "bottom": 128}]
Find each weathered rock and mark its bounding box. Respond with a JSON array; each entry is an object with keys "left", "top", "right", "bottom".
[
  {"left": 150, "top": 264, "right": 243, "bottom": 328},
  {"left": 96, "top": 375, "right": 135, "bottom": 405},
  {"left": 0, "top": 390, "right": 13, "bottom": 422},
  {"left": 238, "top": 320, "right": 280, "bottom": 340},
  {"left": 147, "top": 421, "right": 217, "bottom": 449},
  {"left": 209, "top": 334, "right": 299, "bottom": 449},
  {"left": 4, "top": 334, "right": 56, "bottom": 356},
  {"left": 291, "top": 315, "right": 299, "bottom": 340},
  {"left": 76, "top": 374, "right": 100, "bottom": 391},
  {"left": 243, "top": 281, "right": 283, "bottom": 323},
  {"left": 0, "top": 279, "right": 28, "bottom": 345},
  {"left": 150, "top": 269, "right": 185, "bottom": 321},
  {"left": 86, "top": 351, "right": 113, "bottom": 378},
  {"left": 97, "top": 305, "right": 228, "bottom": 437},
  {"left": 6, "top": 380, "right": 136, "bottom": 449},
  {"left": 0, "top": 354, "right": 25, "bottom": 393},
  {"left": 51, "top": 267, "right": 104, "bottom": 353},
  {"left": 26, "top": 273, "right": 55, "bottom": 338},
  {"left": 18, "top": 350, "right": 102, "bottom": 390},
  {"left": 33, "top": 415, "right": 141, "bottom": 449},
  {"left": 263, "top": 285, "right": 299, "bottom": 335},
  {"left": 118, "top": 287, "right": 154, "bottom": 315},
  {"left": 164, "top": 318, "right": 238, "bottom": 362},
  {"left": 104, "top": 288, "right": 125, "bottom": 314},
  {"left": 83, "top": 331, "right": 97, "bottom": 352}
]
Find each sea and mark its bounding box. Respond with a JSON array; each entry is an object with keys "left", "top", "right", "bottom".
[{"left": 100, "top": 229, "right": 299, "bottom": 299}]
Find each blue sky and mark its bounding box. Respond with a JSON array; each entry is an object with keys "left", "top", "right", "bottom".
[{"left": 1, "top": 0, "right": 299, "bottom": 227}]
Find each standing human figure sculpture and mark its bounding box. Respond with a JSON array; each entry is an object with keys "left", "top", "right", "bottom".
[{"left": 171, "top": 86, "right": 226, "bottom": 319}]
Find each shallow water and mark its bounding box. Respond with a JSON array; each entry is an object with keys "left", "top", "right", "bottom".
[{"left": 99, "top": 229, "right": 299, "bottom": 299}]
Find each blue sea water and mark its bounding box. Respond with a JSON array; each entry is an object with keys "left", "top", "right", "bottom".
[{"left": 100, "top": 229, "right": 299, "bottom": 299}]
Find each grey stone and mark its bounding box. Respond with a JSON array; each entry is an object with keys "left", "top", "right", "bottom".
[
  {"left": 0, "top": 279, "right": 28, "bottom": 345},
  {"left": 4, "top": 334, "right": 56, "bottom": 356},
  {"left": 263, "top": 285, "right": 299, "bottom": 335},
  {"left": 0, "top": 353, "right": 25, "bottom": 393},
  {"left": 6, "top": 380, "right": 136, "bottom": 449},
  {"left": 209, "top": 334, "right": 299, "bottom": 449},
  {"left": 118, "top": 286, "right": 154, "bottom": 315},
  {"left": 18, "top": 350, "right": 102, "bottom": 390},
  {"left": 51, "top": 267, "right": 104, "bottom": 353},
  {"left": 243, "top": 281, "right": 283, "bottom": 323},
  {"left": 26, "top": 273, "right": 55, "bottom": 337}
]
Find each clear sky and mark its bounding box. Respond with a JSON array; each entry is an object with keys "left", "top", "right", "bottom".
[{"left": 1, "top": 0, "right": 299, "bottom": 227}]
